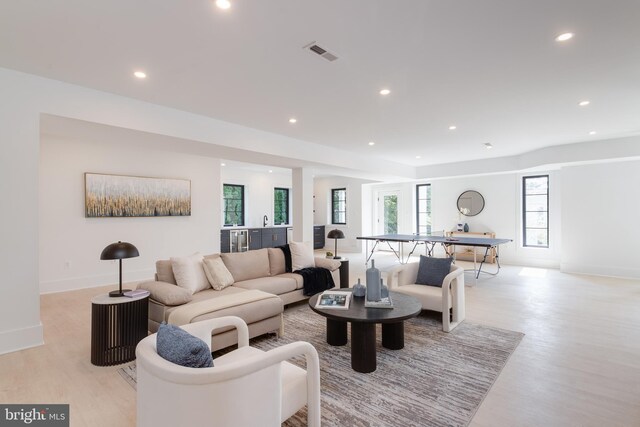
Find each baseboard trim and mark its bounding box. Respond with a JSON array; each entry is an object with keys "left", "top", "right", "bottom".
[
  {"left": 40, "top": 268, "right": 155, "bottom": 294},
  {"left": 0, "top": 323, "right": 44, "bottom": 355},
  {"left": 560, "top": 262, "right": 640, "bottom": 280}
]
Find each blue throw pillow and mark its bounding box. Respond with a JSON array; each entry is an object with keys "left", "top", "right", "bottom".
[
  {"left": 415, "top": 256, "right": 453, "bottom": 287},
  {"left": 156, "top": 323, "right": 214, "bottom": 368}
]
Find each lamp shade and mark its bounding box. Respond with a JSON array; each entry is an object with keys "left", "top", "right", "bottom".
[
  {"left": 327, "top": 229, "right": 345, "bottom": 239},
  {"left": 100, "top": 241, "right": 139, "bottom": 260}
]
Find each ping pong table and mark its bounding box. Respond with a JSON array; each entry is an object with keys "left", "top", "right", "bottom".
[{"left": 357, "top": 233, "right": 513, "bottom": 279}]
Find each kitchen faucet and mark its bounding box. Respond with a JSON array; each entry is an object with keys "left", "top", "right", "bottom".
[{"left": 263, "top": 215, "right": 268, "bottom": 227}]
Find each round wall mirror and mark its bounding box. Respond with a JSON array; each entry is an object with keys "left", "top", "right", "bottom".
[{"left": 457, "top": 190, "right": 485, "bottom": 216}]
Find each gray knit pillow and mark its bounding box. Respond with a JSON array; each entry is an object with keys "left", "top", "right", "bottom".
[
  {"left": 156, "top": 323, "right": 213, "bottom": 368},
  {"left": 416, "top": 256, "right": 452, "bottom": 287}
]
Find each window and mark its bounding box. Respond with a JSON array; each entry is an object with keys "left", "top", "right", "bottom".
[
  {"left": 273, "top": 187, "right": 289, "bottom": 225},
  {"left": 416, "top": 184, "right": 432, "bottom": 235},
  {"left": 223, "top": 184, "right": 244, "bottom": 226},
  {"left": 523, "top": 175, "right": 549, "bottom": 247},
  {"left": 331, "top": 188, "right": 346, "bottom": 224}
]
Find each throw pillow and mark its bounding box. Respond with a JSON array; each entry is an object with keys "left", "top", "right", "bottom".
[
  {"left": 136, "top": 281, "right": 193, "bottom": 306},
  {"left": 289, "top": 241, "right": 315, "bottom": 271},
  {"left": 170, "top": 253, "right": 211, "bottom": 294},
  {"left": 202, "top": 257, "right": 235, "bottom": 290},
  {"left": 156, "top": 323, "right": 214, "bottom": 368},
  {"left": 415, "top": 256, "right": 453, "bottom": 287}
]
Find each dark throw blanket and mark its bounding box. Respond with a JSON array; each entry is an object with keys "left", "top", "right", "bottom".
[{"left": 277, "top": 244, "right": 335, "bottom": 295}]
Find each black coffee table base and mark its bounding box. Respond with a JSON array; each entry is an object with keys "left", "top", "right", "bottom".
[{"left": 326, "top": 319, "right": 405, "bottom": 373}]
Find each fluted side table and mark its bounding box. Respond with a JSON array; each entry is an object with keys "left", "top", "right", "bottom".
[{"left": 91, "top": 293, "right": 149, "bottom": 366}]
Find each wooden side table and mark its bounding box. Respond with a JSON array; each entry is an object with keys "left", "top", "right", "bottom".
[
  {"left": 337, "top": 258, "right": 349, "bottom": 288},
  {"left": 91, "top": 293, "right": 149, "bottom": 366}
]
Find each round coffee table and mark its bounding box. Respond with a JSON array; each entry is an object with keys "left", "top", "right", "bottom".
[{"left": 309, "top": 289, "right": 421, "bottom": 373}]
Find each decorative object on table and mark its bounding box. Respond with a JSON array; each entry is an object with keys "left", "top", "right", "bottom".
[
  {"left": 457, "top": 190, "right": 485, "bottom": 217},
  {"left": 327, "top": 229, "right": 345, "bottom": 259},
  {"left": 314, "top": 290, "right": 352, "bottom": 310},
  {"left": 364, "top": 295, "right": 393, "bottom": 309},
  {"left": 380, "top": 278, "right": 389, "bottom": 299},
  {"left": 463, "top": 223, "right": 470, "bottom": 232},
  {"left": 325, "top": 251, "right": 334, "bottom": 259},
  {"left": 85, "top": 172, "right": 191, "bottom": 217},
  {"left": 124, "top": 289, "right": 150, "bottom": 298},
  {"left": 100, "top": 241, "right": 140, "bottom": 297},
  {"left": 366, "top": 259, "right": 381, "bottom": 302},
  {"left": 353, "top": 278, "right": 366, "bottom": 297},
  {"left": 456, "top": 222, "right": 464, "bottom": 232}
]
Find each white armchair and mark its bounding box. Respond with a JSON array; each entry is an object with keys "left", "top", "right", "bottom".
[
  {"left": 136, "top": 316, "right": 321, "bottom": 427},
  {"left": 387, "top": 263, "right": 465, "bottom": 332}
]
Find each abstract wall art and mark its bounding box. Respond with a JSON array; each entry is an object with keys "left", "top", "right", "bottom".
[{"left": 85, "top": 173, "right": 191, "bottom": 217}]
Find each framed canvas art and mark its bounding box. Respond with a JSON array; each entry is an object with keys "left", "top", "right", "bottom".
[{"left": 85, "top": 173, "right": 191, "bottom": 217}]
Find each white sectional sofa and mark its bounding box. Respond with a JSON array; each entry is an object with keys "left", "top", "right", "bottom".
[{"left": 138, "top": 247, "right": 341, "bottom": 350}]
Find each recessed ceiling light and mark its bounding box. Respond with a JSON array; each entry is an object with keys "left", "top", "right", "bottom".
[
  {"left": 289, "top": 118, "right": 297, "bottom": 124},
  {"left": 578, "top": 100, "right": 590, "bottom": 107},
  {"left": 415, "top": 155, "right": 421, "bottom": 159},
  {"left": 555, "top": 32, "right": 574, "bottom": 42},
  {"left": 448, "top": 125, "right": 457, "bottom": 130},
  {"left": 269, "top": 170, "right": 273, "bottom": 173},
  {"left": 215, "top": 0, "right": 231, "bottom": 10},
  {"left": 133, "top": 71, "right": 147, "bottom": 79},
  {"left": 221, "top": 163, "right": 226, "bottom": 166},
  {"left": 484, "top": 143, "right": 493, "bottom": 149},
  {"left": 379, "top": 89, "right": 391, "bottom": 96},
  {"left": 589, "top": 131, "right": 597, "bottom": 135},
  {"left": 368, "top": 141, "right": 375, "bottom": 146}
]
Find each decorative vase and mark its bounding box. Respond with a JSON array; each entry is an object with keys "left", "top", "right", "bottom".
[
  {"left": 463, "top": 223, "right": 469, "bottom": 232},
  {"left": 353, "top": 278, "right": 366, "bottom": 297},
  {"left": 366, "top": 259, "right": 381, "bottom": 302},
  {"left": 380, "top": 278, "right": 389, "bottom": 299}
]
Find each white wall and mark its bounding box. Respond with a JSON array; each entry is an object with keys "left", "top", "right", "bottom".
[
  {"left": 220, "top": 167, "right": 292, "bottom": 228},
  {"left": 39, "top": 135, "right": 221, "bottom": 293},
  {"left": 314, "top": 176, "right": 371, "bottom": 253},
  {"left": 561, "top": 160, "right": 640, "bottom": 278},
  {"left": 366, "top": 172, "right": 562, "bottom": 267}
]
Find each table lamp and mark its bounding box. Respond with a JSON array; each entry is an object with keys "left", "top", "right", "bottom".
[
  {"left": 100, "top": 241, "right": 139, "bottom": 297},
  {"left": 327, "top": 229, "right": 345, "bottom": 259}
]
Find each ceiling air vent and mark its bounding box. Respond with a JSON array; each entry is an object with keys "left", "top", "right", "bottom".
[{"left": 303, "top": 41, "right": 338, "bottom": 62}]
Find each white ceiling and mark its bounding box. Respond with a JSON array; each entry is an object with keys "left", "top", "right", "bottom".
[{"left": 2, "top": 0, "right": 639, "bottom": 167}]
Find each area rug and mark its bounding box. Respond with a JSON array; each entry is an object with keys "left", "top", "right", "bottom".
[{"left": 119, "top": 306, "right": 523, "bottom": 427}]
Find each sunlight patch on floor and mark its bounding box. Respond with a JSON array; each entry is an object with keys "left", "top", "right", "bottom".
[{"left": 518, "top": 267, "right": 548, "bottom": 278}]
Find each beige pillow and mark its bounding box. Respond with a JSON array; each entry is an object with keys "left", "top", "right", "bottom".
[
  {"left": 221, "top": 249, "right": 270, "bottom": 282},
  {"left": 170, "top": 253, "right": 211, "bottom": 294},
  {"left": 289, "top": 241, "right": 315, "bottom": 271},
  {"left": 136, "top": 281, "right": 193, "bottom": 306},
  {"left": 267, "top": 248, "right": 286, "bottom": 276},
  {"left": 203, "top": 257, "right": 235, "bottom": 290}
]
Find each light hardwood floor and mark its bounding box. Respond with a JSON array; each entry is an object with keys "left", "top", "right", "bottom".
[{"left": 1, "top": 252, "right": 639, "bottom": 426}]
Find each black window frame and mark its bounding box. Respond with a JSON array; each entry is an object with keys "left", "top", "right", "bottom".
[
  {"left": 331, "top": 188, "right": 347, "bottom": 225},
  {"left": 522, "top": 175, "right": 549, "bottom": 248},
  {"left": 223, "top": 183, "right": 245, "bottom": 226},
  {"left": 416, "top": 183, "right": 432, "bottom": 235},
  {"left": 273, "top": 187, "right": 290, "bottom": 225}
]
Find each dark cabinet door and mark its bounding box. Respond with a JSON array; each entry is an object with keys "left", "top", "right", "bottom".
[
  {"left": 313, "top": 225, "right": 325, "bottom": 249},
  {"left": 248, "top": 229, "right": 262, "bottom": 250},
  {"left": 261, "top": 227, "right": 287, "bottom": 248},
  {"left": 220, "top": 229, "right": 231, "bottom": 253}
]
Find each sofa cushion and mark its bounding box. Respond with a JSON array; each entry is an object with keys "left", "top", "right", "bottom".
[
  {"left": 313, "top": 257, "right": 341, "bottom": 271},
  {"left": 289, "top": 241, "right": 315, "bottom": 271},
  {"left": 221, "top": 249, "right": 270, "bottom": 282},
  {"left": 137, "top": 281, "right": 193, "bottom": 306},
  {"left": 276, "top": 273, "right": 304, "bottom": 290},
  {"left": 267, "top": 248, "right": 287, "bottom": 276},
  {"left": 233, "top": 276, "right": 297, "bottom": 295},
  {"left": 416, "top": 256, "right": 453, "bottom": 287},
  {"left": 395, "top": 284, "right": 452, "bottom": 311},
  {"left": 156, "top": 323, "right": 214, "bottom": 368},
  {"left": 203, "top": 257, "right": 235, "bottom": 290},
  {"left": 171, "top": 253, "right": 211, "bottom": 294},
  {"left": 156, "top": 260, "right": 177, "bottom": 285}
]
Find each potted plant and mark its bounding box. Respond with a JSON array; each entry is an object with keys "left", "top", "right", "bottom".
[{"left": 326, "top": 251, "right": 334, "bottom": 259}]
